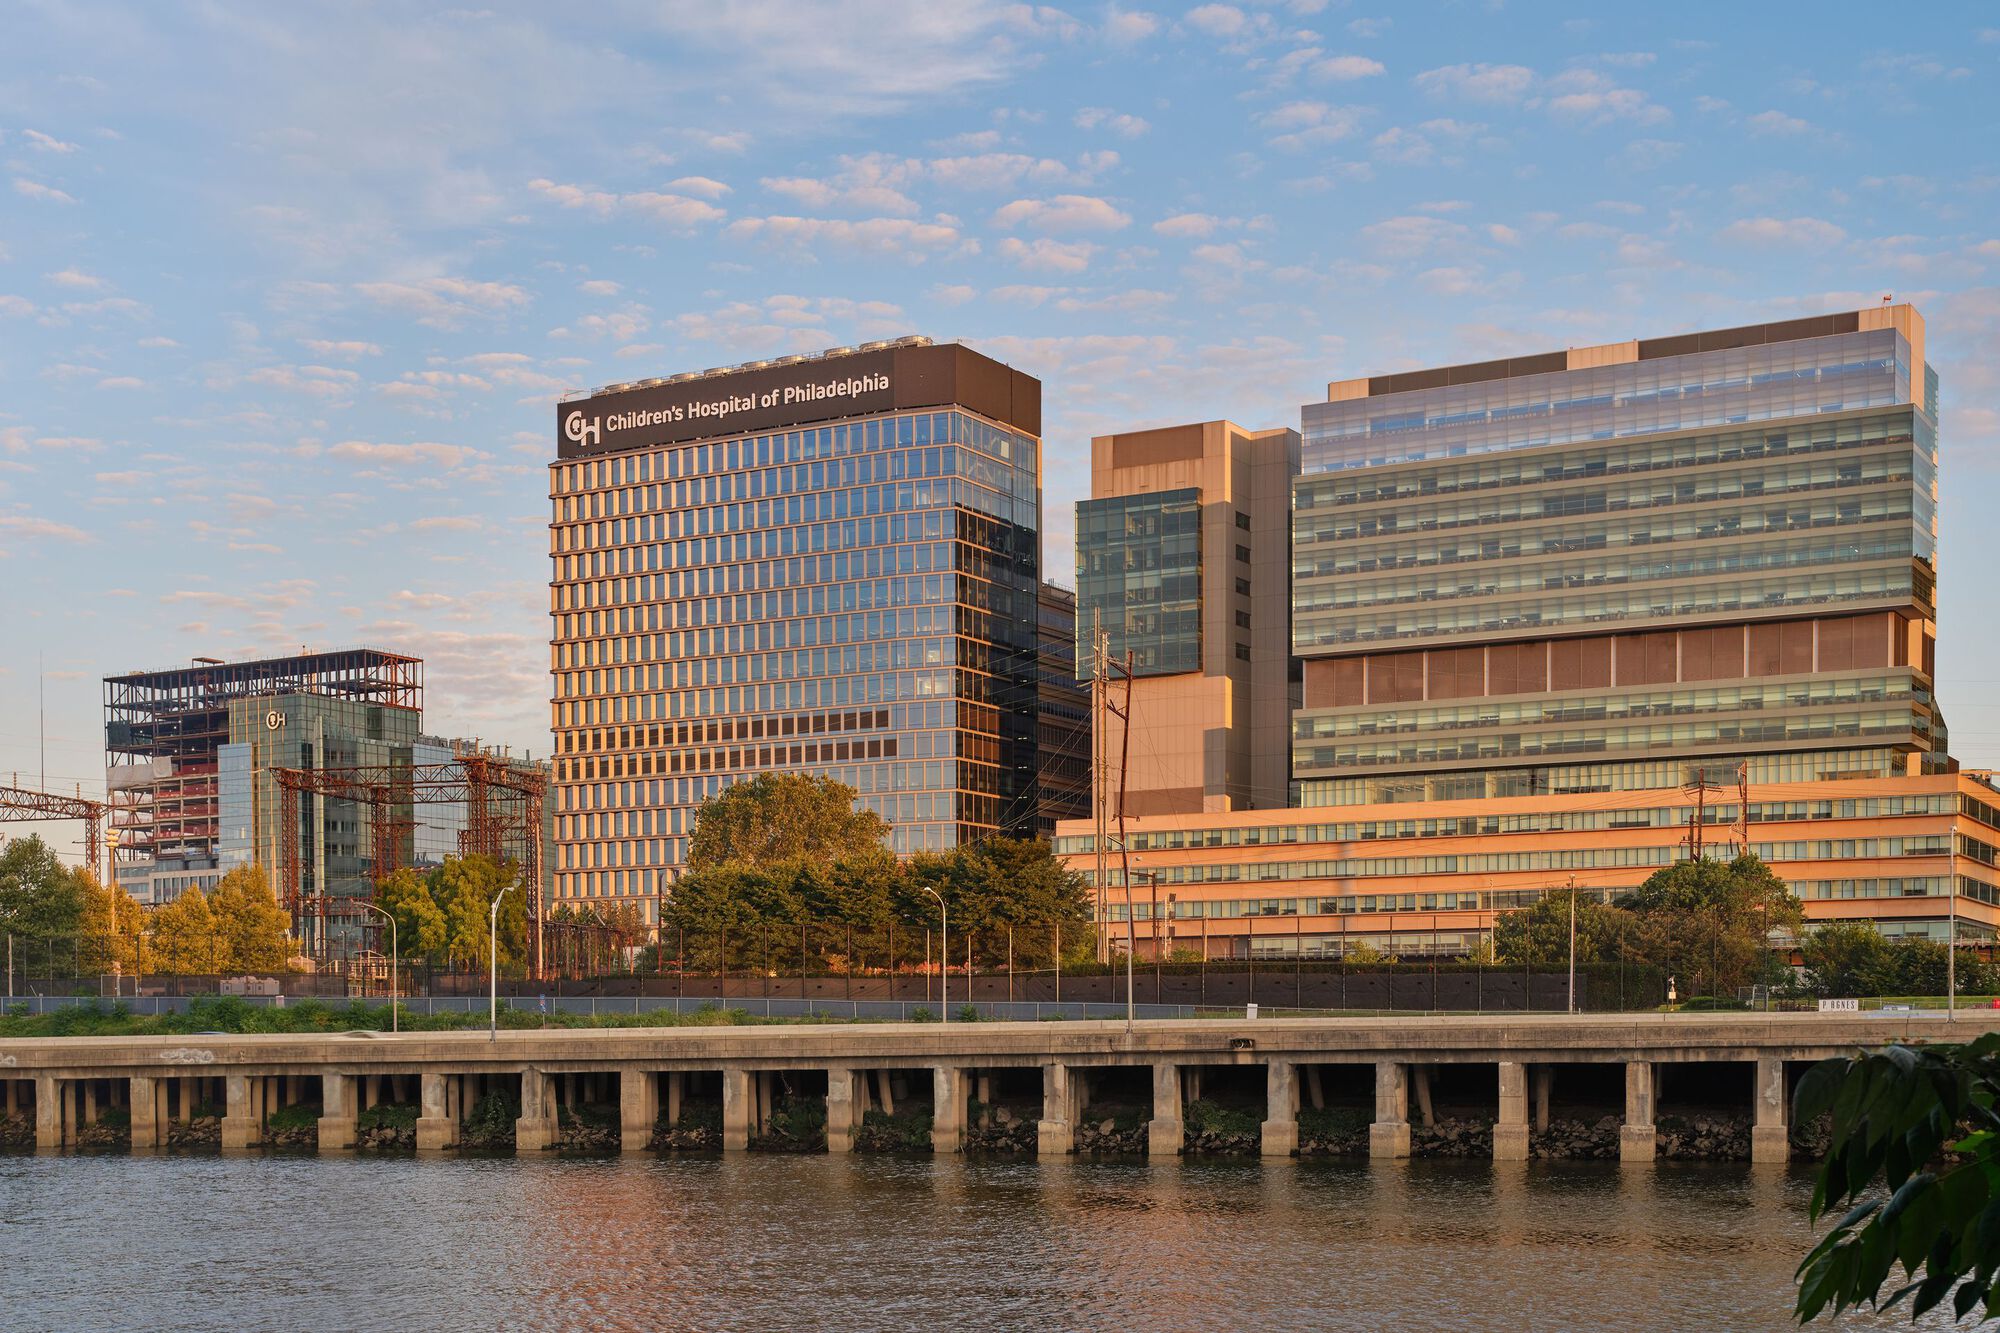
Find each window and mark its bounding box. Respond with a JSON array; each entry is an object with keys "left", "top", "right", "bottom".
[
  {"left": 1235, "top": 643, "right": 1251, "bottom": 662},
  {"left": 1235, "top": 544, "right": 1251, "bottom": 563},
  {"left": 1235, "top": 510, "right": 1251, "bottom": 531},
  {"left": 1235, "top": 610, "right": 1252, "bottom": 629},
  {"left": 1235, "top": 577, "right": 1251, "bottom": 596}
]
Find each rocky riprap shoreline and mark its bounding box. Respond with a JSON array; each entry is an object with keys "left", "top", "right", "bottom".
[
  {"left": 961, "top": 1105, "right": 1036, "bottom": 1154},
  {"left": 650, "top": 1109, "right": 722, "bottom": 1152},
  {"left": 168, "top": 1117, "right": 222, "bottom": 1150},
  {"left": 854, "top": 1108, "right": 934, "bottom": 1152},
  {"left": 1412, "top": 1116, "right": 1493, "bottom": 1157},
  {"left": 1789, "top": 1114, "right": 1832, "bottom": 1161},
  {"left": 355, "top": 1104, "right": 418, "bottom": 1151},
  {"left": 1075, "top": 1106, "right": 1148, "bottom": 1155},
  {"left": 1298, "top": 1108, "right": 1370, "bottom": 1157},
  {"left": 555, "top": 1107, "right": 620, "bottom": 1153},
  {"left": 1655, "top": 1112, "right": 1750, "bottom": 1161},
  {"left": 1530, "top": 1116, "right": 1621, "bottom": 1159},
  {"left": 261, "top": 1121, "right": 317, "bottom": 1151},
  {"left": 0, "top": 1112, "right": 32, "bottom": 1149}
]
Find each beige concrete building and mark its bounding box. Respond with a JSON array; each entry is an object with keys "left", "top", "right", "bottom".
[{"left": 1076, "top": 420, "right": 1299, "bottom": 815}]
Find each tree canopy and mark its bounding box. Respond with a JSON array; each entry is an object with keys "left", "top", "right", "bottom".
[
  {"left": 1799, "top": 921, "right": 1995, "bottom": 999},
  {"left": 685, "top": 773, "right": 890, "bottom": 872},
  {"left": 373, "top": 855, "right": 527, "bottom": 971},
  {"left": 657, "top": 836, "right": 1094, "bottom": 973}
]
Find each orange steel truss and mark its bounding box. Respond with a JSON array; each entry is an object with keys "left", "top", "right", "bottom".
[
  {"left": 0, "top": 781, "right": 107, "bottom": 880},
  {"left": 273, "top": 757, "right": 546, "bottom": 974}
]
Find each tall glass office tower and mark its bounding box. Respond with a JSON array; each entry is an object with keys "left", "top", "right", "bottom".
[
  {"left": 1290, "top": 306, "right": 1942, "bottom": 806},
  {"left": 547, "top": 339, "right": 1044, "bottom": 916}
]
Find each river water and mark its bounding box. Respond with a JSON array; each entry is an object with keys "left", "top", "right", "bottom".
[{"left": 0, "top": 1152, "right": 1954, "bottom": 1331}]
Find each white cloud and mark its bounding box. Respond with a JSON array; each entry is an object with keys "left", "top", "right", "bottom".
[
  {"left": 0, "top": 295, "right": 36, "bottom": 317},
  {"left": 13, "top": 178, "right": 76, "bottom": 203},
  {"left": 1074, "top": 107, "right": 1151, "bottom": 137},
  {"left": 725, "top": 214, "right": 968, "bottom": 257},
  {"left": 1360, "top": 214, "right": 1469, "bottom": 260},
  {"left": 578, "top": 279, "right": 622, "bottom": 296},
  {"left": 1183, "top": 4, "right": 1245, "bottom": 37},
  {"left": 1316, "top": 55, "right": 1385, "bottom": 80},
  {"left": 528, "top": 177, "right": 726, "bottom": 230},
  {"left": 992, "top": 194, "right": 1131, "bottom": 232},
  {"left": 1415, "top": 62, "right": 1537, "bottom": 103},
  {"left": 1259, "top": 101, "right": 1366, "bottom": 150},
  {"left": 1542, "top": 69, "right": 1670, "bottom": 127},
  {"left": 354, "top": 277, "right": 530, "bottom": 328},
  {"left": 46, "top": 268, "right": 105, "bottom": 290},
  {"left": 301, "top": 339, "right": 383, "bottom": 358},
  {"left": 1104, "top": 8, "right": 1160, "bottom": 43},
  {"left": 96, "top": 376, "right": 145, "bottom": 390},
  {"left": 996, "top": 236, "right": 1098, "bottom": 272},
  {"left": 665, "top": 175, "right": 732, "bottom": 199},
  {"left": 1747, "top": 109, "right": 1812, "bottom": 136},
  {"left": 327, "top": 440, "right": 487, "bottom": 470},
  {"left": 244, "top": 364, "right": 362, "bottom": 398},
  {"left": 1154, "top": 212, "right": 1220, "bottom": 238},
  {"left": 1717, "top": 216, "right": 1847, "bottom": 247},
  {"left": 1347, "top": 17, "right": 1390, "bottom": 37}
]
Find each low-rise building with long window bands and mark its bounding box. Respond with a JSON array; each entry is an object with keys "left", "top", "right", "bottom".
[
  {"left": 1057, "top": 303, "right": 1995, "bottom": 955},
  {"left": 547, "top": 338, "right": 1045, "bottom": 921}
]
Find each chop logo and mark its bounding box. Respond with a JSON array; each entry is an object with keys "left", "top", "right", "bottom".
[{"left": 564, "top": 411, "right": 601, "bottom": 449}]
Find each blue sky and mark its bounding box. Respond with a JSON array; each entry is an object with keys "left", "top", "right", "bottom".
[{"left": 3, "top": 2, "right": 1998, "bottom": 859}]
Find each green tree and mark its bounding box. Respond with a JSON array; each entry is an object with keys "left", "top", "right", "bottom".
[
  {"left": 376, "top": 867, "right": 450, "bottom": 964},
  {"left": 208, "top": 865, "right": 296, "bottom": 971},
  {"left": 686, "top": 773, "right": 889, "bottom": 872},
  {"left": 1799, "top": 921, "right": 1896, "bottom": 998},
  {"left": 1493, "top": 884, "right": 1636, "bottom": 967},
  {"left": 428, "top": 855, "right": 526, "bottom": 971},
  {"left": 149, "top": 884, "right": 220, "bottom": 974},
  {"left": 1617, "top": 852, "right": 1802, "bottom": 997},
  {"left": 1794, "top": 1036, "right": 2000, "bottom": 1323},
  {"left": 0, "top": 835, "right": 86, "bottom": 968}
]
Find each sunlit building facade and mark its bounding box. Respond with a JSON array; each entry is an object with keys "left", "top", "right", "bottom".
[
  {"left": 547, "top": 339, "right": 1045, "bottom": 918},
  {"left": 1058, "top": 304, "right": 2000, "bottom": 956}
]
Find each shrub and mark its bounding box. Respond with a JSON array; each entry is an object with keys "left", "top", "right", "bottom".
[{"left": 1185, "top": 1098, "right": 1262, "bottom": 1137}]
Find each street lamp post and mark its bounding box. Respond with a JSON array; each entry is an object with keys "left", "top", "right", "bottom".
[
  {"left": 920, "top": 886, "right": 947, "bottom": 1022},
  {"left": 490, "top": 881, "right": 518, "bottom": 1043},
  {"left": 355, "top": 901, "right": 399, "bottom": 1034}
]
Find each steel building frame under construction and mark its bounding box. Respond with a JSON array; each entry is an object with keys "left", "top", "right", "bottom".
[
  {"left": 104, "top": 649, "right": 422, "bottom": 874},
  {"left": 273, "top": 755, "right": 548, "bottom": 973}
]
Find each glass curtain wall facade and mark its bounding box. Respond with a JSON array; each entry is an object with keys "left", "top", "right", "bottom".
[
  {"left": 1075, "top": 487, "right": 1202, "bottom": 676},
  {"left": 1292, "top": 313, "right": 1942, "bottom": 807},
  {"left": 548, "top": 397, "right": 1042, "bottom": 914}
]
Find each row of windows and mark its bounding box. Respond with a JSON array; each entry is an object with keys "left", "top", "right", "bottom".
[
  {"left": 1293, "top": 566, "right": 1917, "bottom": 648},
  {"left": 1053, "top": 792, "right": 1963, "bottom": 856},
  {"left": 1080, "top": 836, "right": 1954, "bottom": 888},
  {"left": 1297, "top": 409, "right": 1919, "bottom": 510},
  {"left": 1291, "top": 749, "right": 1909, "bottom": 809},
  {"left": 1294, "top": 533, "right": 1915, "bottom": 614},
  {"left": 1294, "top": 708, "right": 1922, "bottom": 772},
  {"left": 1296, "top": 450, "right": 1912, "bottom": 545},
  {"left": 1298, "top": 492, "right": 1915, "bottom": 578},
  {"left": 1294, "top": 675, "right": 1917, "bottom": 741}
]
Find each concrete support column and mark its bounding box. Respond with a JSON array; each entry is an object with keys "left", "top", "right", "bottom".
[
  {"left": 1493, "top": 1061, "right": 1529, "bottom": 1161},
  {"left": 1147, "top": 1062, "right": 1183, "bottom": 1159},
  {"left": 129, "top": 1076, "right": 159, "bottom": 1150},
  {"left": 517, "top": 1069, "right": 556, "bottom": 1152},
  {"left": 318, "top": 1073, "right": 357, "bottom": 1153},
  {"left": 932, "top": 1066, "right": 966, "bottom": 1155},
  {"left": 221, "top": 1075, "right": 256, "bottom": 1150},
  {"left": 825, "top": 1068, "right": 858, "bottom": 1154},
  {"left": 1620, "top": 1061, "right": 1657, "bottom": 1163},
  {"left": 1036, "top": 1063, "right": 1078, "bottom": 1157},
  {"left": 1751, "top": 1057, "right": 1789, "bottom": 1165},
  {"left": 1369, "top": 1061, "right": 1411, "bottom": 1160},
  {"left": 1260, "top": 1060, "right": 1299, "bottom": 1159},
  {"left": 179, "top": 1077, "right": 196, "bottom": 1123},
  {"left": 35, "top": 1074, "right": 60, "bottom": 1150},
  {"left": 666, "top": 1072, "right": 684, "bottom": 1128},
  {"left": 1531, "top": 1066, "right": 1552, "bottom": 1134},
  {"left": 721, "top": 1067, "right": 752, "bottom": 1152},
  {"left": 416, "top": 1072, "right": 457, "bottom": 1152},
  {"left": 621, "top": 1070, "right": 659, "bottom": 1153}
]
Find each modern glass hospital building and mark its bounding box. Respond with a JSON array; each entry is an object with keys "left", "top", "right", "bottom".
[
  {"left": 1060, "top": 304, "right": 2000, "bottom": 957},
  {"left": 546, "top": 339, "right": 1048, "bottom": 916}
]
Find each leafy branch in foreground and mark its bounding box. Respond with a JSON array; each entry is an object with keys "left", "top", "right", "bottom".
[{"left": 1794, "top": 1034, "right": 2000, "bottom": 1324}]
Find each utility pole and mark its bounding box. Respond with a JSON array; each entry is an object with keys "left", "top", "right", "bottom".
[
  {"left": 1566, "top": 876, "right": 1578, "bottom": 1016},
  {"left": 1107, "top": 650, "right": 1137, "bottom": 1030},
  {"left": 1091, "top": 615, "right": 1109, "bottom": 965}
]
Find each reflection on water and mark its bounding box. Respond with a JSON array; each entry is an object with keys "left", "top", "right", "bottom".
[{"left": 0, "top": 1153, "right": 1948, "bottom": 1331}]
